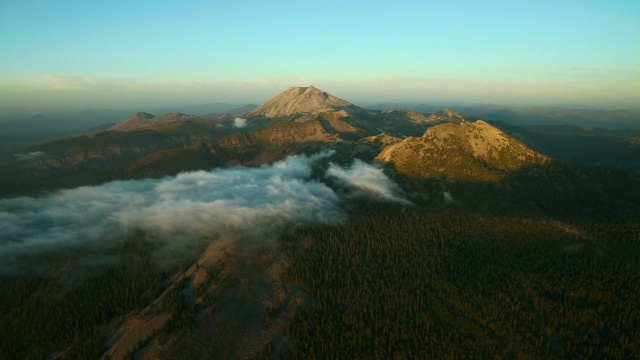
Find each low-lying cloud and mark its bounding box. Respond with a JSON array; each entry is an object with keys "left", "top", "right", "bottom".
[
  {"left": 326, "top": 160, "right": 410, "bottom": 204},
  {"left": 233, "top": 117, "right": 247, "bottom": 128},
  {"left": 443, "top": 191, "right": 455, "bottom": 204},
  {"left": 14, "top": 151, "right": 45, "bottom": 160},
  {"left": 0, "top": 152, "right": 407, "bottom": 272}
]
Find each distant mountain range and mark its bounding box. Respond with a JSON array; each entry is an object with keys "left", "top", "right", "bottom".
[
  {"left": 0, "top": 105, "right": 256, "bottom": 153},
  {"left": 367, "top": 102, "right": 639, "bottom": 130},
  {"left": 2, "top": 89, "right": 636, "bottom": 155},
  {"left": 0, "top": 85, "right": 638, "bottom": 196}
]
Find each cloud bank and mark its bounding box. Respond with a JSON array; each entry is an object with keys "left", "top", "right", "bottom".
[
  {"left": 326, "top": 160, "right": 410, "bottom": 204},
  {"left": 0, "top": 152, "right": 406, "bottom": 272}
]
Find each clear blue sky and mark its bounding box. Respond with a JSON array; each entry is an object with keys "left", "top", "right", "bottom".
[{"left": 1, "top": 0, "right": 638, "bottom": 110}]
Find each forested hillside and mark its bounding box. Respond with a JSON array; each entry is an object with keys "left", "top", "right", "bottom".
[{"left": 274, "top": 202, "right": 639, "bottom": 359}]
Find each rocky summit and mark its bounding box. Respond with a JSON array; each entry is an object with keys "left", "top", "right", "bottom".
[
  {"left": 247, "top": 85, "right": 363, "bottom": 118},
  {"left": 376, "top": 120, "right": 549, "bottom": 181}
]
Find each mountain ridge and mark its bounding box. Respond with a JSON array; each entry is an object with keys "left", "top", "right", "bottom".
[
  {"left": 2, "top": 85, "right": 636, "bottom": 197},
  {"left": 109, "top": 112, "right": 209, "bottom": 131}
]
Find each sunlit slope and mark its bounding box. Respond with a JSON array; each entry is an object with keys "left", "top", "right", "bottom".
[{"left": 376, "top": 120, "right": 549, "bottom": 182}]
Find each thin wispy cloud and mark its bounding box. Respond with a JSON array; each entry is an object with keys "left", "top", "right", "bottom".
[
  {"left": 14, "top": 151, "right": 46, "bottom": 160},
  {"left": 1, "top": 72, "right": 636, "bottom": 110},
  {"left": 504, "top": 66, "right": 639, "bottom": 79},
  {"left": 553, "top": 66, "right": 639, "bottom": 79}
]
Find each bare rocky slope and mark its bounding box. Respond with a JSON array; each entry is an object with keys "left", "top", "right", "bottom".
[
  {"left": 376, "top": 119, "right": 549, "bottom": 182},
  {"left": 246, "top": 85, "right": 363, "bottom": 118}
]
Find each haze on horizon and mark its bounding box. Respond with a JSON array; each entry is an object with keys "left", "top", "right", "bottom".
[{"left": 1, "top": 0, "right": 638, "bottom": 112}]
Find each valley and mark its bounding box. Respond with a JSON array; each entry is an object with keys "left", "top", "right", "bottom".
[{"left": 0, "top": 86, "right": 638, "bottom": 359}]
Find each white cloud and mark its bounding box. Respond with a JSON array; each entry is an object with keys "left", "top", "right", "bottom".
[
  {"left": 233, "top": 117, "right": 247, "bottom": 128},
  {"left": 0, "top": 152, "right": 410, "bottom": 272},
  {"left": 14, "top": 151, "right": 45, "bottom": 160},
  {"left": 326, "top": 160, "right": 410, "bottom": 204},
  {"left": 443, "top": 191, "right": 454, "bottom": 204},
  {"left": 0, "top": 152, "right": 337, "bottom": 269}
]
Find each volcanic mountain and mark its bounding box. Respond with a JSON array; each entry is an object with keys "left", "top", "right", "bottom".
[
  {"left": 246, "top": 85, "right": 363, "bottom": 118},
  {"left": 376, "top": 119, "right": 549, "bottom": 182}
]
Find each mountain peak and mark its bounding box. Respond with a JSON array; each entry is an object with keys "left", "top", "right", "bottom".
[
  {"left": 133, "top": 112, "right": 156, "bottom": 118},
  {"left": 376, "top": 120, "right": 548, "bottom": 181},
  {"left": 425, "top": 108, "right": 473, "bottom": 124},
  {"left": 109, "top": 112, "right": 156, "bottom": 130},
  {"left": 247, "top": 85, "right": 361, "bottom": 118},
  {"left": 442, "top": 108, "right": 465, "bottom": 118}
]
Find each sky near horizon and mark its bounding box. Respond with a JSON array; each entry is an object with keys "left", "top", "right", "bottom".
[{"left": 1, "top": 0, "right": 638, "bottom": 111}]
